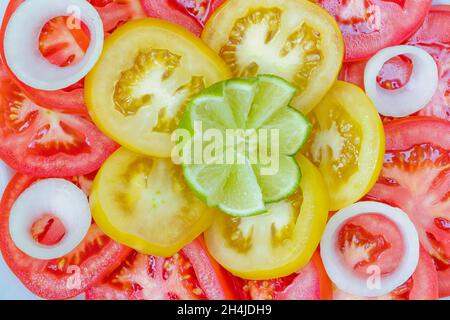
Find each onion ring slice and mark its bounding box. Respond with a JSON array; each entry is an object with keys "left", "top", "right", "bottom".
[
  {"left": 364, "top": 45, "right": 438, "bottom": 117},
  {"left": 4, "top": 0, "right": 103, "bottom": 90},
  {"left": 320, "top": 201, "right": 420, "bottom": 297},
  {"left": 9, "top": 179, "right": 91, "bottom": 260}
]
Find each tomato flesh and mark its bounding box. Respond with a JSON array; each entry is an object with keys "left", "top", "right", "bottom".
[
  {"left": 0, "top": 60, "right": 117, "bottom": 177},
  {"left": 230, "top": 252, "right": 332, "bottom": 300},
  {"left": 340, "top": 6, "right": 450, "bottom": 120},
  {"left": 333, "top": 246, "right": 439, "bottom": 300},
  {"left": 368, "top": 117, "right": 450, "bottom": 297},
  {"left": 86, "top": 238, "right": 236, "bottom": 300},
  {"left": 0, "top": 174, "right": 131, "bottom": 299},
  {"left": 141, "top": 0, "right": 226, "bottom": 36},
  {"left": 317, "top": 0, "right": 432, "bottom": 61},
  {"left": 337, "top": 213, "right": 403, "bottom": 277}
]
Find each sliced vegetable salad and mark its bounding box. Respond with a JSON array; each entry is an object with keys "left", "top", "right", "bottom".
[{"left": 0, "top": 0, "right": 448, "bottom": 301}]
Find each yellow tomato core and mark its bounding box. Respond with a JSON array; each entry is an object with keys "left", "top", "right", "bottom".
[
  {"left": 113, "top": 49, "right": 206, "bottom": 133},
  {"left": 220, "top": 189, "right": 303, "bottom": 253},
  {"left": 219, "top": 8, "right": 322, "bottom": 93},
  {"left": 306, "top": 104, "right": 362, "bottom": 180}
]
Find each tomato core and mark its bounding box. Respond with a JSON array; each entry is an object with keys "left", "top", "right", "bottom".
[
  {"left": 336, "top": 213, "right": 403, "bottom": 276},
  {"left": 31, "top": 214, "right": 66, "bottom": 246},
  {"left": 376, "top": 55, "right": 413, "bottom": 90},
  {"left": 39, "top": 16, "right": 91, "bottom": 68}
]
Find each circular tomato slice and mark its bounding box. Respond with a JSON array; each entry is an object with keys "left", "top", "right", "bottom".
[
  {"left": 201, "top": 0, "right": 344, "bottom": 114},
  {"left": 341, "top": 6, "right": 450, "bottom": 121},
  {"left": 316, "top": 0, "right": 432, "bottom": 61},
  {"left": 141, "top": 0, "right": 226, "bottom": 36},
  {"left": 0, "top": 0, "right": 146, "bottom": 114},
  {"left": 367, "top": 117, "right": 450, "bottom": 298},
  {"left": 0, "top": 61, "right": 117, "bottom": 177},
  {"left": 85, "top": 18, "right": 230, "bottom": 157},
  {"left": 333, "top": 246, "right": 439, "bottom": 300},
  {"left": 230, "top": 251, "right": 332, "bottom": 300},
  {"left": 302, "top": 81, "right": 384, "bottom": 210},
  {"left": 0, "top": 174, "right": 131, "bottom": 300},
  {"left": 85, "top": 238, "right": 236, "bottom": 300},
  {"left": 90, "top": 147, "right": 215, "bottom": 257},
  {"left": 204, "top": 155, "right": 329, "bottom": 280}
]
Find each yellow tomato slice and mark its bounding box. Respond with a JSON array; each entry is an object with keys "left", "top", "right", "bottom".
[
  {"left": 204, "top": 155, "right": 329, "bottom": 280},
  {"left": 90, "top": 147, "right": 215, "bottom": 257},
  {"left": 202, "top": 0, "right": 344, "bottom": 114},
  {"left": 85, "top": 19, "right": 231, "bottom": 158},
  {"left": 302, "top": 81, "right": 385, "bottom": 211}
]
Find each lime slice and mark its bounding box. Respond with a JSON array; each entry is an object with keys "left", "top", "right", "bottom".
[{"left": 179, "top": 75, "right": 311, "bottom": 216}]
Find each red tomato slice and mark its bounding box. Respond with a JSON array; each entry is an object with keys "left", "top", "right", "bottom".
[
  {"left": 336, "top": 213, "right": 404, "bottom": 277},
  {"left": 229, "top": 251, "right": 332, "bottom": 300},
  {"left": 333, "top": 246, "right": 439, "bottom": 300},
  {"left": 140, "top": 0, "right": 226, "bottom": 36},
  {"left": 85, "top": 238, "right": 237, "bottom": 300},
  {"left": 0, "top": 174, "right": 131, "bottom": 300},
  {"left": 340, "top": 6, "right": 450, "bottom": 121},
  {"left": 0, "top": 60, "right": 117, "bottom": 177},
  {"left": 367, "top": 117, "right": 450, "bottom": 298},
  {"left": 316, "top": 0, "right": 432, "bottom": 61},
  {"left": 0, "top": 0, "right": 145, "bottom": 114}
]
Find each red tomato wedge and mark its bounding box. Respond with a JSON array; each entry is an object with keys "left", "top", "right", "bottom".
[
  {"left": 333, "top": 246, "right": 439, "bottom": 300},
  {"left": 340, "top": 6, "right": 450, "bottom": 121},
  {"left": 316, "top": 0, "right": 432, "bottom": 61},
  {"left": 0, "top": 0, "right": 145, "bottom": 114},
  {"left": 367, "top": 117, "right": 450, "bottom": 298},
  {"left": 85, "top": 238, "right": 237, "bottom": 300},
  {"left": 0, "top": 60, "right": 117, "bottom": 177},
  {"left": 0, "top": 174, "right": 131, "bottom": 300},
  {"left": 229, "top": 252, "right": 332, "bottom": 300},
  {"left": 141, "top": 0, "right": 226, "bottom": 36}
]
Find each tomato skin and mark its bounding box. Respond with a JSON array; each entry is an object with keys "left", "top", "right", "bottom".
[
  {"left": 340, "top": 6, "right": 450, "bottom": 121},
  {"left": 229, "top": 251, "right": 332, "bottom": 300},
  {"left": 141, "top": 0, "right": 226, "bottom": 36},
  {"left": 367, "top": 117, "right": 450, "bottom": 298},
  {"left": 317, "top": 0, "right": 432, "bottom": 61},
  {"left": 85, "top": 238, "right": 237, "bottom": 300},
  {"left": 0, "top": 174, "right": 131, "bottom": 300}
]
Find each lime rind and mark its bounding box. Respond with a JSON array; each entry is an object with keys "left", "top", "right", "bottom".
[{"left": 179, "top": 75, "right": 311, "bottom": 217}]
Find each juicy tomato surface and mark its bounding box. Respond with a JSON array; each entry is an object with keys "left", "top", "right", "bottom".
[
  {"left": 367, "top": 117, "right": 450, "bottom": 297},
  {"left": 230, "top": 251, "right": 332, "bottom": 300},
  {"left": 141, "top": 0, "right": 226, "bottom": 36},
  {"left": 303, "top": 81, "right": 384, "bottom": 210},
  {"left": 204, "top": 155, "right": 329, "bottom": 280},
  {"left": 315, "top": 0, "right": 432, "bottom": 61},
  {"left": 340, "top": 5, "right": 450, "bottom": 121},
  {"left": 334, "top": 212, "right": 404, "bottom": 277},
  {"left": 333, "top": 246, "right": 439, "bottom": 300},
  {"left": 202, "top": 0, "right": 344, "bottom": 114},
  {"left": 85, "top": 237, "right": 237, "bottom": 300},
  {"left": 0, "top": 60, "right": 117, "bottom": 177},
  {"left": 0, "top": 0, "right": 146, "bottom": 114},
  {"left": 0, "top": 174, "right": 131, "bottom": 299},
  {"left": 85, "top": 18, "right": 230, "bottom": 157},
  {"left": 90, "top": 147, "right": 216, "bottom": 257}
]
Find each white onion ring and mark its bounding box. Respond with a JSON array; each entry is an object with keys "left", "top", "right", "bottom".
[
  {"left": 4, "top": 0, "right": 103, "bottom": 91},
  {"left": 320, "top": 201, "right": 420, "bottom": 297},
  {"left": 432, "top": 0, "right": 450, "bottom": 5},
  {"left": 9, "top": 179, "right": 91, "bottom": 260},
  {"left": 0, "top": 160, "right": 14, "bottom": 199},
  {"left": 364, "top": 45, "right": 438, "bottom": 117}
]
